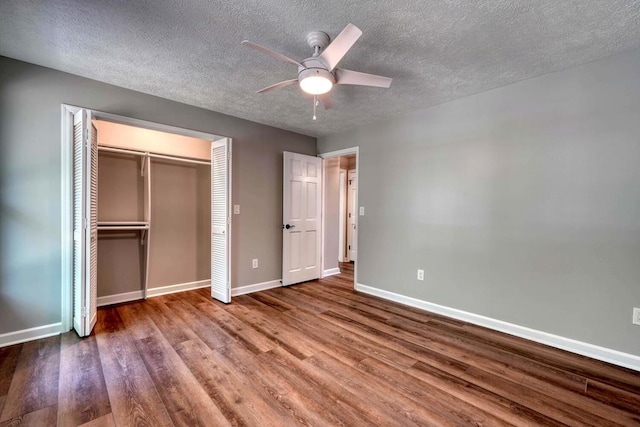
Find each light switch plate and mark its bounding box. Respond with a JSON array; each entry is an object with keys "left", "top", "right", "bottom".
[
  {"left": 359, "top": 206, "right": 365, "bottom": 216},
  {"left": 234, "top": 205, "right": 240, "bottom": 214}
]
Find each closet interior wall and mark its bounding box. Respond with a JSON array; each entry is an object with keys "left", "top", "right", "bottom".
[
  {"left": 148, "top": 158, "right": 211, "bottom": 289},
  {"left": 97, "top": 152, "right": 146, "bottom": 297},
  {"left": 95, "top": 120, "right": 212, "bottom": 304}
]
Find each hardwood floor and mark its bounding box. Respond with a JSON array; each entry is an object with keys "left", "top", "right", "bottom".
[{"left": 1, "top": 269, "right": 640, "bottom": 426}]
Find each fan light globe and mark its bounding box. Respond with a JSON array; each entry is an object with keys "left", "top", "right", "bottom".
[{"left": 300, "top": 75, "right": 333, "bottom": 95}]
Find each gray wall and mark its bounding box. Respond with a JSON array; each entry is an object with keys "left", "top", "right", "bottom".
[
  {"left": 98, "top": 152, "right": 145, "bottom": 222},
  {"left": 97, "top": 152, "right": 145, "bottom": 297},
  {"left": 97, "top": 232, "right": 144, "bottom": 297},
  {"left": 0, "top": 56, "right": 316, "bottom": 335},
  {"left": 319, "top": 49, "right": 640, "bottom": 356},
  {"left": 148, "top": 160, "right": 210, "bottom": 289}
]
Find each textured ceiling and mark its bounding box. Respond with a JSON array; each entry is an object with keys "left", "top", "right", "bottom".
[{"left": 1, "top": 1, "right": 640, "bottom": 137}]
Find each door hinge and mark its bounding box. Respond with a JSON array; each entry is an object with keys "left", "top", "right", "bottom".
[
  {"left": 348, "top": 213, "right": 351, "bottom": 218},
  {"left": 81, "top": 307, "right": 88, "bottom": 318},
  {"left": 348, "top": 245, "right": 351, "bottom": 250},
  {"left": 83, "top": 217, "right": 88, "bottom": 229}
]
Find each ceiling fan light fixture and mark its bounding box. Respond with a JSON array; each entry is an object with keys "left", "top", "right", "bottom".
[
  {"left": 298, "top": 67, "right": 334, "bottom": 95},
  {"left": 300, "top": 75, "right": 333, "bottom": 95}
]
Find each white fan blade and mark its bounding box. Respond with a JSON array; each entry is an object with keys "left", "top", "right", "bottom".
[
  {"left": 257, "top": 79, "right": 298, "bottom": 94},
  {"left": 335, "top": 68, "right": 392, "bottom": 88},
  {"left": 242, "top": 40, "right": 304, "bottom": 68},
  {"left": 318, "top": 24, "right": 362, "bottom": 71},
  {"left": 318, "top": 93, "right": 333, "bottom": 110}
]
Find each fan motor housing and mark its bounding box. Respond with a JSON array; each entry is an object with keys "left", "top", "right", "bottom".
[
  {"left": 298, "top": 67, "right": 335, "bottom": 83},
  {"left": 298, "top": 59, "right": 334, "bottom": 81}
]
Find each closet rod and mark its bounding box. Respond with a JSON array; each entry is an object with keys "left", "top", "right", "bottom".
[
  {"left": 151, "top": 152, "right": 211, "bottom": 166},
  {"left": 98, "top": 146, "right": 211, "bottom": 165},
  {"left": 98, "top": 221, "right": 149, "bottom": 225}
]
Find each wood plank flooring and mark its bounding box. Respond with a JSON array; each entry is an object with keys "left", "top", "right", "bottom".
[{"left": 1, "top": 264, "right": 640, "bottom": 426}]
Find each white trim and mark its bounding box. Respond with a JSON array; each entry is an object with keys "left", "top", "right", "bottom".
[
  {"left": 0, "top": 323, "right": 62, "bottom": 348},
  {"left": 355, "top": 283, "right": 640, "bottom": 372},
  {"left": 91, "top": 110, "right": 226, "bottom": 142},
  {"left": 318, "top": 147, "right": 360, "bottom": 159},
  {"left": 97, "top": 280, "right": 212, "bottom": 307},
  {"left": 323, "top": 267, "right": 341, "bottom": 277},
  {"left": 321, "top": 158, "right": 326, "bottom": 285},
  {"left": 97, "top": 290, "right": 144, "bottom": 307},
  {"left": 147, "top": 279, "right": 211, "bottom": 298},
  {"left": 338, "top": 170, "right": 346, "bottom": 262},
  {"left": 231, "top": 279, "right": 281, "bottom": 296},
  {"left": 317, "top": 146, "right": 359, "bottom": 288}
]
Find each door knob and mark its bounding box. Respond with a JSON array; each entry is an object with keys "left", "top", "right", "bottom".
[{"left": 283, "top": 224, "right": 296, "bottom": 229}]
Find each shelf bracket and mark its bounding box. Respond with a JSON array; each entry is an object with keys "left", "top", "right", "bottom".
[
  {"left": 141, "top": 152, "right": 149, "bottom": 177},
  {"left": 141, "top": 229, "right": 147, "bottom": 245}
]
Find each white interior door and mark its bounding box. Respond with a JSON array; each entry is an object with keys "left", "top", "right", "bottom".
[
  {"left": 347, "top": 169, "right": 357, "bottom": 262},
  {"left": 211, "top": 138, "right": 232, "bottom": 303},
  {"left": 283, "top": 152, "right": 322, "bottom": 286},
  {"left": 72, "top": 109, "right": 98, "bottom": 337}
]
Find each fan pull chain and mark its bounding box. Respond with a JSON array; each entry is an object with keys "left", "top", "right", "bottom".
[{"left": 313, "top": 95, "right": 317, "bottom": 120}]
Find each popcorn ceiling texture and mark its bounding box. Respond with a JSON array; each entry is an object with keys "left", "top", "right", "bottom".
[{"left": 1, "top": 0, "right": 639, "bottom": 137}]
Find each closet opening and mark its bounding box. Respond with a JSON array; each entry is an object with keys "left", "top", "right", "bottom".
[
  {"left": 319, "top": 147, "right": 359, "bottom": 288},
  {"left": 61, "top": 105, "right": 232, "bottom": 336}
]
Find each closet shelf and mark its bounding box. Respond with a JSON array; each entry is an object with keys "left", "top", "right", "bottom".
[
  {"left": 98, "top": 145, "right": 211, "bottom": 166},
  {"left": 97, "top": 221, "right": 150, "bottom": 231}
]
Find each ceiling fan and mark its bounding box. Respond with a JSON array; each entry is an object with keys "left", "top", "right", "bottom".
[{"left": 242, "top": 23, "right": 392, "bottom": 119}]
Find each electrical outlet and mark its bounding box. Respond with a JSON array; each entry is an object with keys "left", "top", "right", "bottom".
[
  {"left": 252, "top": 259, "right": 258, "bottom": 269},
  {"left": 633, "top": 307, "right": 640, "bottom": 326},
  {"left": 359, "top": 206, "right": 365, "bottom": 216},
  {"left": 234, "top": 205, "right": 240, "bottom": 214},
  {"left": 417, "top": 269, "right": 424, "bottom": 281}
]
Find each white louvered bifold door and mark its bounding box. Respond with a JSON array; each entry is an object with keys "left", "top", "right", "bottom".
[
  {"left": 211, "top": 138, "right": 231, "bottom": 303},
  {"left": 86, "top": 120, "right": 98, "bottom": 333},
  {"left": 72, "top": 110, "right": 87, "bottom": 336},
  {"left": 72, "top": 109, "right": 98, "bottom": 337}
]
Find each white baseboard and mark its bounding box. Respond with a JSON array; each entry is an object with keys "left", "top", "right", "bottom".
[
  {"left": 97, "top": 290, "right": 144, "bottom": 307},
  {"left": 98, "top": 280, "right": 211, "bottom": 307},
  {"left": 0, "top": 323, "right": 62, "bottom": 348},
  {"left": 323, "top": 267, "right": 341, "bottom": 277},
  {"left": 355, "top": 283, "right": 640, "bottom": 372},
  {"left": 232, "top": 279, "right": 281, "bottom": 296},
  {"left": 147, "top": 279, "right": 210, "bottom": 298}
]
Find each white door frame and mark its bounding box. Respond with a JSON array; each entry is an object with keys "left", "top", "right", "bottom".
[
  {"left": 338, "top": 170, "right": 346, "bottom": 262},
  {"left": 347, "top": 169, "right": 357, "bottom": 262},
  {"left": 319, "top": 147, "right": 359, "bottom": 288},
  {"left": 61, "top": 104, "right": 230, "bottom": 332}
]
